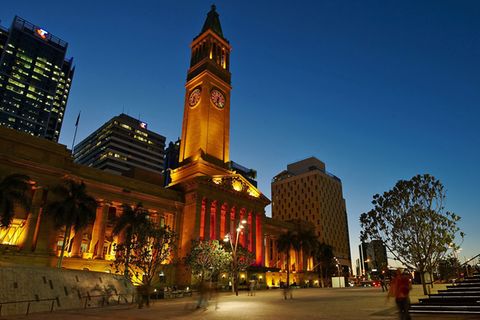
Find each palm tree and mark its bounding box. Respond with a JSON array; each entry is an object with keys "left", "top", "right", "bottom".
[
  {"left": 277, "top": 230, "right": 301, "bottom": 288},
  {"left": 0, "top": 174, "right": 31, "bottom": 228},
  {"left": 314, "top": 242, "right": 335, "bottom": 288},
  {"left": 112, "top": 203, "right": 151, "bottom": 278},
  {"left": 296, "top": 225, "right": 318, "bottom": 271},
  {"left": 46, "top": 179, "right": 97, "bottom": 268}
]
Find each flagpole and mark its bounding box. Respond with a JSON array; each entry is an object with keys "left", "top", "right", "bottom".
[{"left": 71, "top": 111, "right": 81, "bottom": 155}]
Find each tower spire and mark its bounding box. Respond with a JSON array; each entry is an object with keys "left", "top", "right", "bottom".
[{"left": 200, "top": 4, "right": 224, "bottom": 38}]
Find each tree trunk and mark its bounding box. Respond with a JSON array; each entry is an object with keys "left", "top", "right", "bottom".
[
  {"left": 286, "top": 252, "right": 290, "bottom": 288},
  {"left": 319, "top": 265, "right": 325, "bottom": 288},
  {"left": 57, "top": 223, "right": 71, "bottom": 268},
  {"left": 124, "top": 234, "right": 131, "bottom": 279},
  {"left": 420, "top": 271, "right": 428, "bottom": 295}
]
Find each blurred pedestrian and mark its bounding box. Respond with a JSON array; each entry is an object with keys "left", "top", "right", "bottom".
[
  {"left": 388, "top": 269, "right": 412, "bottom": 320},
  {"left": 248, "top": 280, "right": 256, "bottom": 296},
  {"left": 379, "top": 272, "right": 388, "bottom": 292},
  {"left": 196, "top": 280, "right": 208, "bottom": 310}
]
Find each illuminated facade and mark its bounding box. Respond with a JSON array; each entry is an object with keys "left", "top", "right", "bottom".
[
  {"left": 74, "top": 114, "right": 166, "bottom": 176},
  {"left": 272, "top": 157, "right": 352, "bottom": 273},
  {"left": 0, "top": 16, "right": 74, "bottom": 142},
  {"left": 169, "top": 5, "right": 270, "bottom": 285},
  {"left": 0, "top": 126, "right": 181, "bottom": 279},
  {"left": 0, "top": 6, "right": 320, "bottom": 288}
]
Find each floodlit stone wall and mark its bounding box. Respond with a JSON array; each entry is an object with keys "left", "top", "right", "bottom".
[{"left": 0, "top": 264, "right": 135, "bottom": 316}]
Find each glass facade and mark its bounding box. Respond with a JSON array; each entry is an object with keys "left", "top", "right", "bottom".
[{"left": 0, "top": 16, "right": 74, "bottom": 142}]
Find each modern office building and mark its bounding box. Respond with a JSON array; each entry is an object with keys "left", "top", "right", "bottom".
[
  {"left": 359, "top": 240, "right": 388, "bottom": 276},
  {"left": 271, "top": 157, "right": 352, "bottom": 273},
  {"left": 73, "top": 113, "right": 166, "bottom": 176},
  {"left": 0, "top": 16, "right": 74, "bottom": 142}
]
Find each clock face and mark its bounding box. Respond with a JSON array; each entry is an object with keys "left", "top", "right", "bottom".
[
  {"left": 210, "top": 89, "right": 225, "bottom": 109},
  {"left": 188, "top": 88, "right": 201, "bottom": 107}
]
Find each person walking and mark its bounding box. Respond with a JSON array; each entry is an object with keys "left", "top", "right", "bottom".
[
  {"left": 388, "top": 269, "right": 412, "bottom": 320},
  {"left": 379, "top": 272, "right": 388, "bottom": 292},
  {"left": 249, "top": 280, "right": 256, "bottom": 296},
  {"left": 196, "top": 280, "right": 208, "bottom": 310}
]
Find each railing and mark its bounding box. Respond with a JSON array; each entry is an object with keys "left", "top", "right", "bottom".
[
  {"left": 0, "top": 297, "right": 58, "bottom": 316},
  {"left": 460, "top": 253, "right": 480, "bottom": 277},
  {"left": 0, "top": 293, "right": 135, "bottom": 316},
  {"left": 82, "top": 293, "right": 135, "bottom": 309},
  {"left": 460, "top": 253, "right": 480, "bottom": 267}
]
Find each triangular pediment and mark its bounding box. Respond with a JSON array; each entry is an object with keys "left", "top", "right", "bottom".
[{"left": 206, "top": 173, "right": 270, "bottom": 204}]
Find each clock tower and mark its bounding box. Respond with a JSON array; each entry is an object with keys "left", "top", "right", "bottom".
[{"left": 179, "top": 5, "right": 232, "bottom": 166}]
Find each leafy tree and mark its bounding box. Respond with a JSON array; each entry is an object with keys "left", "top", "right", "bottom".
[
  {"left": 277, "top": 230, "right": 301, "bottom": 288},
  {"left": 0, "top": 174, "right": 31, "bottom": 228},
  {"left": 112, "top": 223, "right": 176, "bottom": 307},
  {"left": 314, "top": 242, "right": 335, "bottom": 288},
  {"left": 438, "top": 256, "right": 461, "bottom": 281},
  {"left": 185, "top": 240, "right": 231, "bottom": 282},
  {"left": 46, "top": 179, "right": 97, "bottom": 268},
  {"left": 360, "top": 174, "right": 463, "bottom": 294},
  {"left": 112, "top": 203, "right": 151, "bottom": 278},
  {"left": 225, "top": 244, "right": 255, "bottom": 295},
  {"left": 234, "top": 245, "right": 256, "bottom": 273}
]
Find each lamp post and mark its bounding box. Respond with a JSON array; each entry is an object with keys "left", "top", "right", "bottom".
[
  {"left": 334, "top": 257, "right": 341, "bottom": 277},
  {"left": 224, "top": 219, "right": 247, "bottom": 296}
]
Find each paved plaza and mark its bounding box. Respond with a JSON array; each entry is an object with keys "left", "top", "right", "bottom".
[{"left": 5, "top": 287, "right": 479, "bottom": 320}]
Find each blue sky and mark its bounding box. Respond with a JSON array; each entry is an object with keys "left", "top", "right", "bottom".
[{"left": 3, "top": 1, "right": 479, "bottom": 267}]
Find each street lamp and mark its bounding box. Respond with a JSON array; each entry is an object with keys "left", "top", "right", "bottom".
[
  {"left": 224, "top": 219, "right": 247, "bottom": 296},
  {"left": 334, "top": 257, "right": 341, "bottom": 277}
]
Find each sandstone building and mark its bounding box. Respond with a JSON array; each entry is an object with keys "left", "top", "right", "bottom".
[
  {"left": 272, "top": 157, "right": 352, "bottom": 273},
  {"left": 0, "top": 6, "right": 334, "bottom": 288}
]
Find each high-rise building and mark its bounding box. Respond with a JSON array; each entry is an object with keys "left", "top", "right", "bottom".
[
  {"left": 359, "top": 240, "right": 388, "bottom": 276},
  {"left": 0, "top": 16, "right": 74, "bottom": 142},
  {"left": 73, "top": 114, "right": 166, "bottom": 176},
  {"left": 271, "top": 157, "right": 352, "bottom": 272}
]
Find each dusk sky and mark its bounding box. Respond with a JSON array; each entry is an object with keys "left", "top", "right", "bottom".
[{"left": 3, "top": 1, "right": 479, "bottom": 267}]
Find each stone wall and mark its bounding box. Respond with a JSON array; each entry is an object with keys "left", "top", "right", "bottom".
[{"left": 0, "top": 264, "right": 135, "bottom": 316}]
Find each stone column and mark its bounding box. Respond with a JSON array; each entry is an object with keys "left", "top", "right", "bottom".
[
  {"left": 219, "top": 202, "right": 227, "bottom": 239},
  {"left": 89, "top": 203, "right": 109, "bottom": 259},
  {"left": 263, "top": 235, "right": 269, "bottom": 267},
  {"left": 239, "top": 208, "right": 246, "bottom": 247},
  {"left": 70, "top": 227, "right": 84, "bottom": 258},
  {"left": 215, "top": 201, "right": 223, "bottom": 241},
  {"left": 204, "top": 199, "right": 211, "bottom": 241},
  {"left": 21, "top": 187, "right": 45, "bottom": 252},
  {"left": 249, "top": 211, "right": 255, "bottom": 254},
  {"left": 34, "top": 189, "right": 58, "bottom": 255},
  {"left": 255, "top": 214, "right": 264, "bottom": 265},
  {"left": 229, "top": 205, "right": 236, "bottom": 236}
]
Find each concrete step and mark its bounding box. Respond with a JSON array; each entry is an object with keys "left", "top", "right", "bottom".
[
  {"left": 410, "top": 304, "right": 480, "bottom": 314},
  {"left": 437, "top": 290, "right": 480, "bottom": 295},
  {"left": 419, "top": 296, "right": 480, "bottom": 305},
  {"left": 446, "top": 285, "right": 480, "bottom": 290}
]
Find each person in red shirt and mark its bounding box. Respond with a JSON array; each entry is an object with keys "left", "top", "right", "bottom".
[{"left": 388, "top": 269, "right": 412, "bottom": 320}]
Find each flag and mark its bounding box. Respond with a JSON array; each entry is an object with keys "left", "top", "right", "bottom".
[{"left": 75, "top": 111, "right": 81, "bottom": 127}]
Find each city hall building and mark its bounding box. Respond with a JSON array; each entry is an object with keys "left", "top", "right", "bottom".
[{"left": 0, "top": 7, "right": 344, "bottom": 287}]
